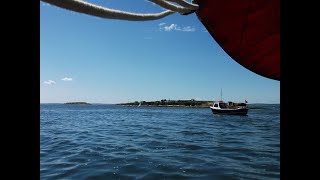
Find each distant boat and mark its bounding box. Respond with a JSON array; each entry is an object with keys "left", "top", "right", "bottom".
[{"left": 210, "top": 101, "right": 248, "bottom": 115}]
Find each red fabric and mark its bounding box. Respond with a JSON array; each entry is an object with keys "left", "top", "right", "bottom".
[{"left": 193, "top": 0, "right": 280, "bottom": 80}]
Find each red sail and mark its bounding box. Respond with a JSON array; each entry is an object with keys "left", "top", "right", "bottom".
[{"left": 193, "top": 0, "right": 280, "bottom": 80}]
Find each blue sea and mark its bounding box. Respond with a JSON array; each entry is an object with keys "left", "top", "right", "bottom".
[{"left": 40, "top": 104, "right": 280, "bottom": 179}]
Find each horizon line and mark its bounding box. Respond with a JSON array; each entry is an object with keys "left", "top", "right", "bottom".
[{"left": 40, "top": 102, "right": 280, "bottom": 105}]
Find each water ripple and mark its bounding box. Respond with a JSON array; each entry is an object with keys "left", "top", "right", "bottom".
[{"left": 41, "top": 104, "right": 280, "bottom": 179}]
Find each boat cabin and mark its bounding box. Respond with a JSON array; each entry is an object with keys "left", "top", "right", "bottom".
[{"left": 212, "top": 101, "right": 228, "bottom": 109}]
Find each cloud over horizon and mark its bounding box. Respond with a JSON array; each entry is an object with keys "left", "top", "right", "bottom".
[
  {"left": 43, "top": 80, "right": 56, "bottom": 85},
  {"left": 159, "top": 23, "right": 195, "bottom": 32},
  {"left": 61, "top": 77, "right": 73, "bottom": 81}
]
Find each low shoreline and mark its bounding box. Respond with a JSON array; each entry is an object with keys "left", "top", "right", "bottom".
[
  {"left": 115, "top": 99, "right": 213, "bottom": 108},
  {"left": 116, "top": 104, "right": 271, "bottom": 110},
  {"left": 115, "top": 104, "right": 210, "bottom": 108}
]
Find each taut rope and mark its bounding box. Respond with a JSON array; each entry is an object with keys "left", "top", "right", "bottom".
[{"left": 41, "top": 0, "right": 198, "bottom": 21}]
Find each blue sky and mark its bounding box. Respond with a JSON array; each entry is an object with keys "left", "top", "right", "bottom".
[{"left": 40, "top": 0, "right": 280, "bottom": 104}]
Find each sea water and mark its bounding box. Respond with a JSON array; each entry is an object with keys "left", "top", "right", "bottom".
[{"left": 40, "top": 104, "right": 280, "bottom": 179}]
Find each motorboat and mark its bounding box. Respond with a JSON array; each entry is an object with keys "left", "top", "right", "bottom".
[{"left": 210, "top": 101, "right": 248, "bottom": 115}]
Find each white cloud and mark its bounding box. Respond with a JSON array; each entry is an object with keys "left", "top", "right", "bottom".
[
  {"left": 61, "top": 77, "right": 73, "bottom": 81},
  {"left": 43, "top": 80, "right": 56, "bottom": 85},
  {"left": 181, "top": 26, "right": 195, "bottom": 32},
  {"left": 164, "top": 24, "right": 177, "bottom": 31},
  {"left": 160, "top": 23, "right": 195, "bottom": 32}
]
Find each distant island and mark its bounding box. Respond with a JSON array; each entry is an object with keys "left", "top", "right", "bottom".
[
  {"left": 61, "top": 100, "right": 272, "bottom": 109},
  {"left": 64, "top": 102, "right": 91, "bottom": 105},
  {"left": 116, "top": 99, "right": 213, "bottom": 108},
  {"left": 115, "top": 99, "right": 272, "bottom": 110}
]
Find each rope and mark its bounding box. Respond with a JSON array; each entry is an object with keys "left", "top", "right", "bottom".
[
  {"left": 41, "top": 0, "right": 198, "bottom": 21},
  {"left": 163, "top": 0, "right": 199, "bottom": 10},
  {"left": 148, "top": 0, "right": 198, "bottom": 15}
]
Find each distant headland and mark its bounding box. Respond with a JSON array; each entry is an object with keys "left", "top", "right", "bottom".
[
  {"left": 64, "top": 102, "right": 91, "bottom": 105},
  {"left": 116, "top": 99, "right": 213, "bottom": 108}
]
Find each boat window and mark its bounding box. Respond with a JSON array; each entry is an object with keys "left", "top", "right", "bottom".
[
  {"left": 214, "top": 104, "right": 218, "bottom": 107},
  {"left": 219, "top": 103, "right": 227, "bottom": 108}
]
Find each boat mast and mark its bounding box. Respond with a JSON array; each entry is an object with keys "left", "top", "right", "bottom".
[{"left": 220, "top": 88, "right": 222, "bottom": 101}]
